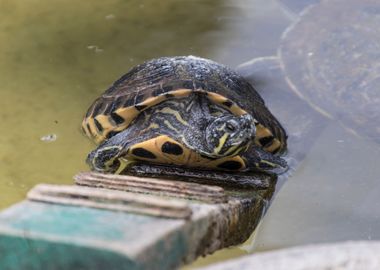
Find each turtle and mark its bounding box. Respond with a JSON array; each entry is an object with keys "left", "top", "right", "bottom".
[
  {"left": 82, "top": 56, "right": 288, "bottom": 175},
  {"left": 278, "top": 0, "right": 380, "bottom": 144}
]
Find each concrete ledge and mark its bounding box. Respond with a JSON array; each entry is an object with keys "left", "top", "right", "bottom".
[{"left": 199, "top": 241, "right": 380, "bottom": 270}]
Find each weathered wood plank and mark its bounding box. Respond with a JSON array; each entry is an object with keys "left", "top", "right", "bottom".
[
  {"left": 74, "top": 172, "right": 228, "bottom": 204},
  {"left": 28, "top": 184, "right": 193, "bottom": 219},
  {"left": 0, "top": 173, "right": 275, "bottom": 270}
]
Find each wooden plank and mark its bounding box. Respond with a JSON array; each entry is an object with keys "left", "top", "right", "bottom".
[
  {"left": 74, "top": 171, "right": 228, "bottom": 204},
  {"left": 28, "top": 184, "right": 193, "bottom": 219},
  {"left": 0, "top": 173, "right": 275, "bottom": 270}
]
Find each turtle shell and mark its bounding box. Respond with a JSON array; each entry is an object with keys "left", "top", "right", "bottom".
[{"left": 82, "top": 56, "right": 287, "bottom": 154}]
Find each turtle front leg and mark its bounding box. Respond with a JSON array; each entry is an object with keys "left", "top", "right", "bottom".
[
  {"left": 86, "top": 129, "right": 155, "bottom": 173},
  {"left": 87, "top": 145, "right": 125, "bottom": 173},
  {"left": 243, "top": 145, "right": 288, "bottom": 174}
]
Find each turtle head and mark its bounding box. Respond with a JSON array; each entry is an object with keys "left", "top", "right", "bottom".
[
  {"left": 205, "top": 114, "right": 256, "bottom": 157},
  {"left": 86, "top": 145, "right": 123, "bottom": 173}
]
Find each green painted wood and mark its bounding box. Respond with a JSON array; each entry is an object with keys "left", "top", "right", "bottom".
[
  {"left": 0, "top": 201, "right": 187, "bottom": 270},
  {"left": 0, "top": 235, "right": 138, "bottom": 270},
  {"left": 0, "top": 182, "right": 273, "bottom": 270}
]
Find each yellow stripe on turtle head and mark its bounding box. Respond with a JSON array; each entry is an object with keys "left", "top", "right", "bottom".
[{"left": 213, "top": 133, "right": 229, "bottom": 155}]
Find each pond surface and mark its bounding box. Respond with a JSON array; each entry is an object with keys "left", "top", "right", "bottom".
[{"left": 1, "top": 0, "right": 380, "bottom": 268}]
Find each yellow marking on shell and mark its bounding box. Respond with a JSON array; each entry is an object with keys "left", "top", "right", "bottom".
[
  {"left": 158, "top": 107, "right": 188, "bottom": 126},
  {"left": 255, "top": 124, "right": 273, "bottom": 145},
  {"left": 169, "top": 89, "right": 193, "bottom": 97},
  {"left": 95, "top": 115, "right": 114, "bottom": 130},
  {"left": 229, "top": 104, "right": 247, "bottom": 116},
  {"left": 214, "top": 133, "right": 229, "bottom": 155},
  {"left": 206, "top": 91, "right": 227, "bottom": 103},
  {"left": 87, "top": 106, "right": 142, "bottom": 144},
  {"left": 115, "top": 106, "right": 140, "bottom": 125},
  {"left": 138, "top": 95, "right": 166, "bottom": 108},
  {"left": 128, "top": 138, "right": 158, "bottom": 162},
  {"left": 124, "top": 135, "right": 246, "bottom": 170},
  {"left": 83, "top": 89, "right": 193, "bottom": 144},
  {"left": 264, "top": 139, "right": 281, "bottom": 153},
  {"left": 86, "top": 118, "right": 100, "bottom": 138},
  {"left": 254, "top": 124, "right": 284, "bottom": 154},
  {"left": 83, "top": 88, "right": 247, "bottom": 145},
  {"left": 155, "top": 136, "right": 189, "bottom": 164},
  {"left": 206, "top": 92, "right": 247, "bottom": 116},
  {"left": 81, "top": 117, "right": 102, "bottom": 143},
  {"left": 86, "top": 115, "right": 117, "bottom": 144},
  {"left": 81, "top": 119, "right": 92, "bottom": 138}
]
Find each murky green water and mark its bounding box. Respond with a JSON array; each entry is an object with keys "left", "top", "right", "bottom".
[{"left": 2, "top": 0, "right": 380, "bottom": 268}]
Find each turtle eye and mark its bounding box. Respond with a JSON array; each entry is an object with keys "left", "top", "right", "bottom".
[
  {"left": 225, "top": 121, "right": 238, "bottom": 132},
  {"left": 226, "top": 123, "right": 235, "bottom": 132}
]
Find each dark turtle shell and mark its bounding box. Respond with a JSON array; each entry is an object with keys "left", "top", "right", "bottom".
[{"left": 82, "top": 56, "right": 287, "bottom": 154}]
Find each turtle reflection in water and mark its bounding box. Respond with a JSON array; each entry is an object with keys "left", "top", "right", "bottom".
[{"left": 82, "top": 56, "right": 287, "bottom": 178}]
